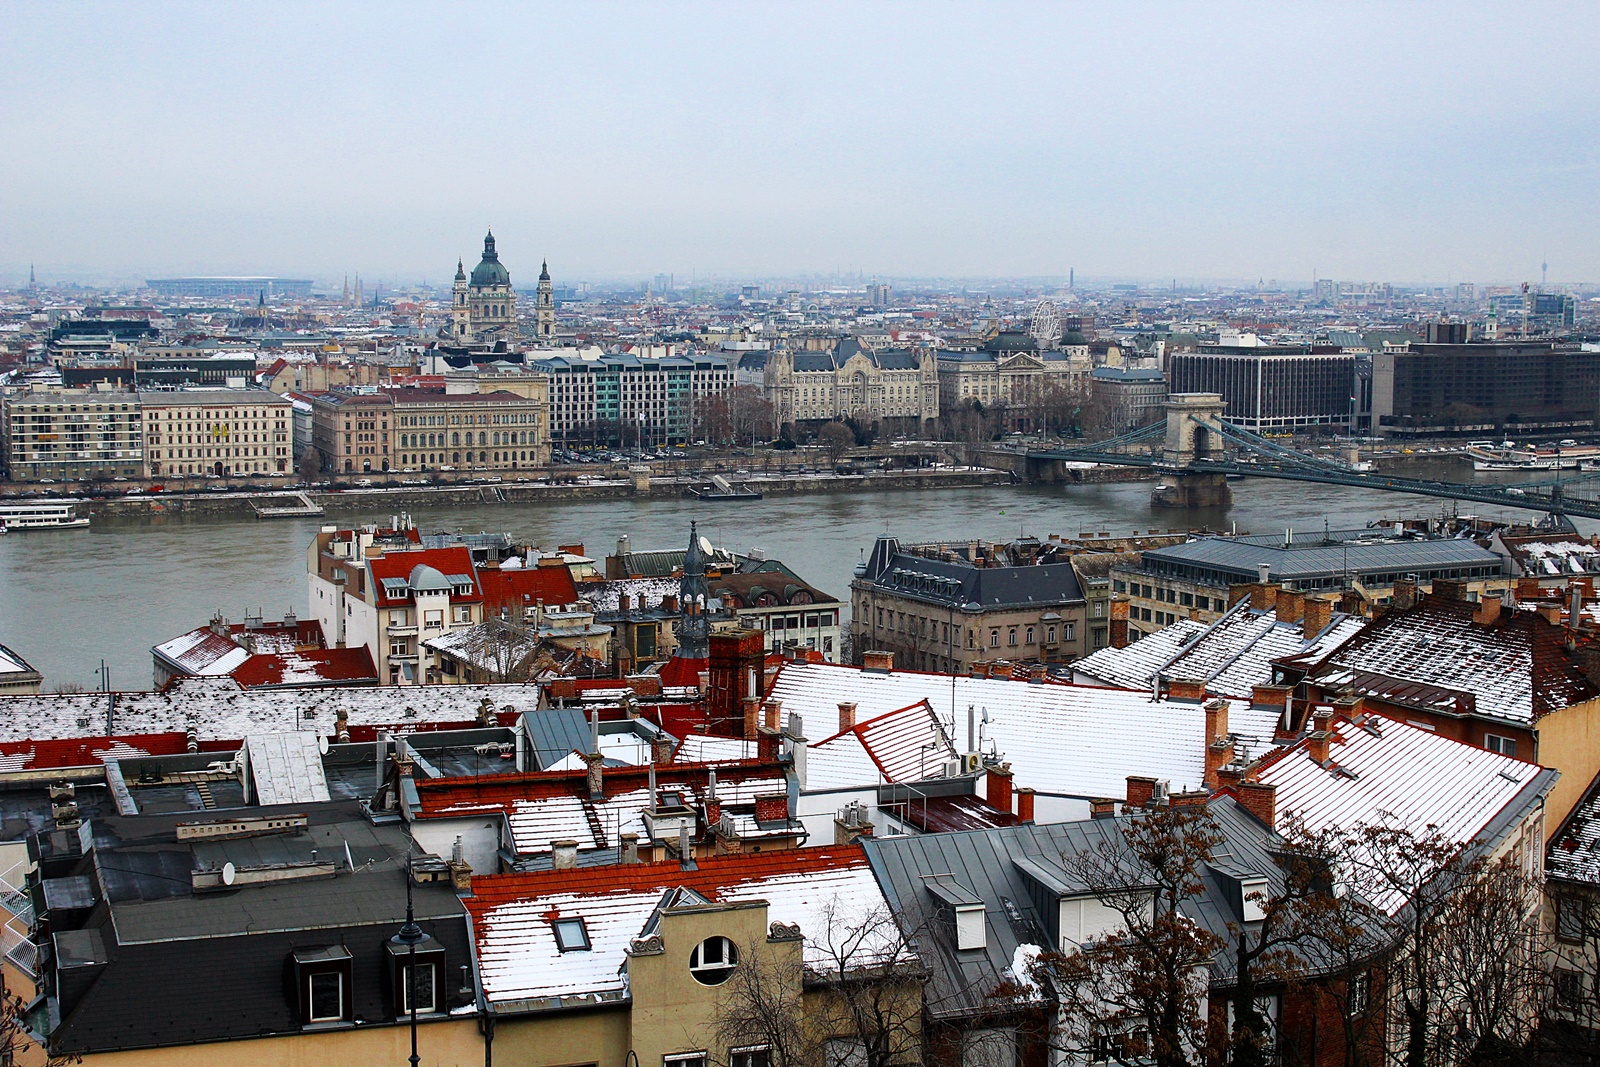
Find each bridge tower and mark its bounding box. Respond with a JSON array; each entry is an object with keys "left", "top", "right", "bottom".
[{"left": 1152, "top": 393, "right": 1232, "bottom": 508}]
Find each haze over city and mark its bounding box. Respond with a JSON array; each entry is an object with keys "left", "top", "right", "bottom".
[{"left": 4, "top": 1, "right": 1598, "bottom": 286}]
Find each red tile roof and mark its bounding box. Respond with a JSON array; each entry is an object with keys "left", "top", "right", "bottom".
[
  {"left": 465, "top": 844, "right": 869, "bottom": 911},
  {"left": 478, "top": 566, "right": 579, "bottom": 615},
  {"left": 367, "top": 547, "right": 481, "bottom": 606},
  {"left": 227, "top": 646, "right": 379, "bottom": 688}
]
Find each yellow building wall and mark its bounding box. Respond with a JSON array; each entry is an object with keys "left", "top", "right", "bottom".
[
  {"left": 75, "top": 1017, "right": 483, "bottom": 1067},
  {"left": 1536, "top": 694, "right": 1600, "bottom": 832}
]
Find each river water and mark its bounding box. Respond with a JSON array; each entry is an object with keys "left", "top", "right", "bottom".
[{"left": 2, "top": 466, "right": 1589, "bottom": 691}]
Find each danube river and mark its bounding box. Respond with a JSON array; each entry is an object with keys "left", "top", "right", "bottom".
[{"left": 2, "top": 471, "right": 1589, "bottom": 691}]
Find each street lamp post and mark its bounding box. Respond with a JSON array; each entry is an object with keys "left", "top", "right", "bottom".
[{"left": 390, "top": 854, "right": 432, "bottom": 1067}]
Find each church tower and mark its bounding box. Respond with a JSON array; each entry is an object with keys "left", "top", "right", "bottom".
[
  {"left": 466, "top": 230, "right": 515, "bottom": 342},
  {"left": 451, "top": 259, "right": 471, "bottom": 340},
  {"left": 536, "top": 259, "right": 554, "bottom": 340}
]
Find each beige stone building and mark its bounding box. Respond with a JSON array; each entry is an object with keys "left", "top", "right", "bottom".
[
  {"left": 766, "top": 340, "right": 938, "bottom": 437},
  {"left": 850, "top": 535, "right": 1093, "bottom": 671},
  {"left": 307, "top": 391, "right": 392, "bottom": 475},
  {"left": 935, "top": 348, "right": 1088, "bottom": 429},
  {"left": 391, "top": 388, "right": 550, "bottom": 471},
  {"left": 140, "top": 389, "right": 293, "bottom": 478},
  {"left": 450, "top": 230, "right": 518, "bottom": 343}
]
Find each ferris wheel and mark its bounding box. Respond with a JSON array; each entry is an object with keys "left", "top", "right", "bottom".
[{"left": 1030, "top": 299, "right": 1061, "bottom": 345}]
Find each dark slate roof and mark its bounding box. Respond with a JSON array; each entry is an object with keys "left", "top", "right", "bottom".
[
  {"left": 857, "top": 537, "right": 1084, "bottom": 610},
  {"left": 862, "top": 796, "right": 1283, "bottom": 1019},
  {"left": 1142, "top": 534, "right": 1504, "bottom": 584},
  {"left": 523, "top": 708, "right": 595, "bottom": 769},
  {"left": 47, "top": 800, "right": 472, "bottom": 1055}
]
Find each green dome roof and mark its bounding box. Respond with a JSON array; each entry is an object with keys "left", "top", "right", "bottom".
[{"left": 470, "top": 231, "right": 511, "bottom": 288}]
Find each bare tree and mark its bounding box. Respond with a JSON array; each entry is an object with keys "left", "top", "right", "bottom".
[
  {"left": 818, "top": 422, "right": 855, "bottom": 466},
  {"left": 716, "top": 898, "right": 926, "bottom": 1067},
  {"left": 0, "top": 971, "right": 79, "bottom": 1066},
  {"left": 1040, "top": 804, "right": 1226, "bottom": 1067}
]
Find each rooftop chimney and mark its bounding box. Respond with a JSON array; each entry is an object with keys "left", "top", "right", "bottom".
[
  {"left": 1308, "top": 708, "right": 1333, "bottom": 764},
  {"left": 1089, "top": 797, "right": 1116, "bottom": 820},
  {"left": 583, "top": 752, "right": 605, "bottom": 800},
  {"left": 1392, "top": 578, "right": 1418, "bottom": 611},
  {"left": 1109, "top": 597, "right": 1130, "bottom": 649},
  {"left": 620, "top": 833, "right": 640, "bottom": 864},
  {"left": 1126, "top": 775, "right": 1158, "bottom": 809},
  {"left": 1302, "top": 596, "right": 1332, "bottom": 637},
  {"left": 1275, "top": 588, "right": 1305, "bottom": 626},
  {"left": 985, "top": 763, "right": 1014, "bottom": 815},
  {"left": 1539, "top": 603, "right": 1564, "bottom": 626},
  {"left": 1236, "top": 780, "right": 1277, "bottom": 828},
  {"left": 1432, "top": 578, "right": 1469, "bottom": 603},
  {"left": 838, "top": 701, "right": 857, "bottom": 732},
  {"left": 1016, "top": 787, "right": 1035, "bottom": 823},
  {"left": 552, "top": 840, "right": 579, "bottom": 870},
  {"left": 1249, "top": 582, "right": 1280, "bottom": 612},
  {"left": 1166, "top": 677, "right": 1207, "bottom": 702},
  {"left": 861, "top": 650, "right": 894, "bottom": 673}
]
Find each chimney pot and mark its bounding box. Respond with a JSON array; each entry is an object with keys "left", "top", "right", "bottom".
[
  {"left": 838, "top": 701, "right": 857, "bottom": 732},
  {"left": 1016, "top": 787, "right": 1036, "bottom": 822},
  {"left": 985, "top": 763, "right": 1014, "bottom": 814}
]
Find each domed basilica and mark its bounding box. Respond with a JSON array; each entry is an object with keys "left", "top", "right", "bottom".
[{"left": 446, "top": 231, "right": 554, "bottom": 345}]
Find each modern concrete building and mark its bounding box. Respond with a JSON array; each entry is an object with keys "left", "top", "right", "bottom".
[
  {"left": 1168, "top": 345, "right": 1357, "bottom": 434},
  {"left": 531, "top": 351, "right": 732, "bottom": 447},
  {"left": 1371, "top": 340, "right": 1600, "bottom": 437},
  {"left": 1, "top": 389, "right": 144, "bottom": 482}
]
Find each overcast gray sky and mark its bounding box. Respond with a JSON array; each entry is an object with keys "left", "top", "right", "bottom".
[{"left": 3, "top": 2, "right": 1596, "bottom": 286}]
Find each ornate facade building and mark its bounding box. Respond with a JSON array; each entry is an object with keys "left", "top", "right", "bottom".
[
  {"left": 450, "top": 231, "right": 518, "bottom": 344},
  {"left": 535, "top": 260, "right": 555, "bottom": 340},
  {"left": 764, "top": 339, "right": 938, "bottom": 437}
]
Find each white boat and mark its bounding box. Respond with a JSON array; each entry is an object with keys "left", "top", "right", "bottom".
[{"left": 0, "top": 500, "right": 91, "bottom": 531}]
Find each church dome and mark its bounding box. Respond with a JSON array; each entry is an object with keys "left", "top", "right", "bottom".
[{"left": 469, "top": 230, "right": 511, "bottom": 288}]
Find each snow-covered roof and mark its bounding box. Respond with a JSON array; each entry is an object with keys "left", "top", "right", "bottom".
[
  {"left": 0, "top": 643, "right": 37, "bottom": 676},
  {"left": 1075, "top": 608, "right": 1364, "bottom": 699},
  {"left": 805, "top": 699, "right": 957, "bottom": 791},
  {"left": 1248, "top": 714, "right": 1554, "bottom": 912},
  {"left": 153, "top": 628, "right": 252, "bottom": 676},
  {"left": 1550, "top": 774, "right": 1600, "bottom": 884},
  {"left": 467, "top": 848, "right": 895, "bottom": 1006},
  {"left": 766, "top": 662, "right": 1274, "bottom": 803},
  {"left": 0, "top": 676, "right": 539, "bottom": 745},
  {"left": 1307, "top": 598, "right": 1597, "bottom": 725}
]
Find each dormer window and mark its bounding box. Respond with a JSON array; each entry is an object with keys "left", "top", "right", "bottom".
[
  {"left": 552, "top": 917, "right": 591, "bottom": 952},
  {"left": 291, "top": 945, "right": 352, "bottom": 1027}
]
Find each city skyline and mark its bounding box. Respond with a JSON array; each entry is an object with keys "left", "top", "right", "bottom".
[{"left": 3, "top": 2, "right": 1598, "bottom": 283}]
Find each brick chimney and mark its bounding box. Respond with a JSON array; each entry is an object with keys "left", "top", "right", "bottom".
[
  {"left": 1203, "top": 699, "right": 1233, "bottom": 789},
  {"left": 1250, "top": 583, "right": 1281, "bottom": 612},
  {"left": 1110, "top": 597, "right": 1130, "bottom": 649},
  {"left": 1308, "top": 708, "right": 1333, "bottom": 764},
  {"left": 650, "top": 735, "right": 675, "bottom": 764},
  {"left": 1015, "top": 787, "right": 1035, "bottom": 823},
  {"left": 583, "top": 752, "right": 605, "bottom": 800},
  {"left": 1515, "top": 577, "right": 1543, "bottom": 602},
  {"left": 1126, "top": 775, "right": 1158, "bottom": 808},
  {"left": 1251, "top": 684, "right": 1292, "bottom": 709},
  {"left": 763, "top": 700, "right": 782, "bottom": 731},
  {"left": 861, "top": 650, "right": 894, "bottom": 673},
  {"left": 1166, "top": 677, "right": 1207, "bottom": 702},
  {"left": 838, "top": 701, "right": 857, "bottom": 732},
  {"left": 1539, "top": 603, "right": 1564, "bottom": 626},
  {"left": 1275, "top": 588, "right": 1305, "bottom": 625},
  {"left": 743, "top": 696, "right": 762, "bottom": 739},
  {"left": 1302, "top": 596, "right": 1333, "bottom": 637},
  {"left": 1089, "top": 797, "right": 1117, "bottom": 819},
  {"left": 985, "top": 763, "right": 1014, "bottom": 814},
  {"left": 1028, "top": 664, "right": 1047, "bottom": 684},
  {"left": 1392, "top": 578, "right": 1418, "bottom": 610},
  {"left": 1170, "top": 789, "right": 1209, "bottom": 807},
  {"left": 1236, "top": 780, "right": 1277, "bottom": 828},
  {"left": 1432, "top": 578, "right": 1469, "bottom": 603}
]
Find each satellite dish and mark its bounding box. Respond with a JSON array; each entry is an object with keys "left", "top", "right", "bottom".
[
  {"left": 698, "top": 535, "right": 714, "bottom": 556},
  {"left": 221, "top": 862, "right": 236, "bottom": 886},
  {"left": 318, "top": 735, "right": 330, "bottom": 755}
]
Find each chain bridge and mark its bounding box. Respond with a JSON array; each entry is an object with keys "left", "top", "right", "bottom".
[{"left": 1016, "top": 393, "right": 1600, "bottom": 520}]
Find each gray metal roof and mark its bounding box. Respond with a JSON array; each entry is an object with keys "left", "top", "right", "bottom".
[
  {"left": 523, "top": 708, "right": 595, "bottom": 769},
  {"left": 862, "top": 796, "right": 1283, "bottom": 1019},
  {"left": 1143, "top": 535, "right": 1504, "bottom": 583}
]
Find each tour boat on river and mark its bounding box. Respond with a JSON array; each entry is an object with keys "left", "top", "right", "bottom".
[{"left": 0, "top": 500, "right": 91, "bottom": 532}]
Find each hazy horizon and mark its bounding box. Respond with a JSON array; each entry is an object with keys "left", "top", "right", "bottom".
[{"left": 4, "top": 2, "right": 1597, "bottom": 287}]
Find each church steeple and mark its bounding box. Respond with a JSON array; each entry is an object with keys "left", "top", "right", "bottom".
[
  {"left": 454, "top": 259, "right": 466, "bottom": 282},
  {"left": 540, "top": 259, "right": 550, "bottom": 281}
]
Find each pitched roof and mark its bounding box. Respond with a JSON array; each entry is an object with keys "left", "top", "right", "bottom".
[
  {"left": 366, "top": 547, "right": 480, "bottom": 606},
  {"left": 1305, "top": 597, "right": 1598, "bottom": 724},
  {"left": 1549, "top": 770, "right": 1600, "bottom": 884},
  {"left": 767, "top": 662, "right": 1276, "bottom": 801},
  {"left": 807, "top": 699, "right": 957, "bottom": 790},
  {"left": 1240, "top": 713, "right": 1556, "bottom": 911},
  {"left": 466, "top": 847, "right": 892, "bottom": 1007},
  {"left": 478, "top": 564, "right": 580, "bottom": 613}
]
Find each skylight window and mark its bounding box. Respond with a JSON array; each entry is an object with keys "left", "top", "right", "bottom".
[{"left": 552, "top": 917, "right": 591, "bottom": 952}]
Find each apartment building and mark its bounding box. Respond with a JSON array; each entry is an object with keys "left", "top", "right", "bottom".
[
  {"left": 308, "top": 391, "right": 393, "bottom": 474},
  {"left": 851, "top": 535, "right": 1091, "bottom": 671},
  {"left": 141, "top": 389, "right": 293, "bottom": 477},
  {"left": 531, "top": 351, "right": 732, "bottom": 446},
  {"left": 307, "top": 525, "right": 484, "bottom": 684},
  {"left": 391, "top": 388, "right": 549, "bottom": 470},
  {"left": 1, "top": 389, "right": 143, "bottom": 482}
]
